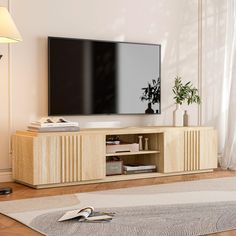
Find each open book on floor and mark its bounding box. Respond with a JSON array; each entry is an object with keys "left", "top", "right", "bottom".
[{"left": 58, "top": 206, "right": 115, "bottom": 222}]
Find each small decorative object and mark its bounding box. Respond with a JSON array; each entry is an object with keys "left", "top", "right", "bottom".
[
  {"left": 145, "top": 103, "right": 154, "bottom": 114},
  {"left": 106, "top": 156, "right": 123, "bottom": 176},
  {"left": 140, "top": 78, "right": 160, "bottom": 114},
  {"left": 183, "top": 110, "right": 189, "bottom": 126},
  {"left": 172, "top": 76, "right": 201, "bottom": 126},
  {"left": 106, "top": 135, "right": 120, "bottom": 145},
  {"left": 144, "top": 138, "right": 149, "bottom": 151},
  {"left": 138, "top": 135, "right": 143, "bottom": 151}
]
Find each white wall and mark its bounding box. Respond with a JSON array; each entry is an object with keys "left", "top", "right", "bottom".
[{"left": 0, "top": 0, "right": 227, "bottom": 181}]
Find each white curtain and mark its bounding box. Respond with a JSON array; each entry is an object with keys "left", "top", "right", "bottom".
[{"left": 219, "top": 0, "right": 236, "bottom": 169}]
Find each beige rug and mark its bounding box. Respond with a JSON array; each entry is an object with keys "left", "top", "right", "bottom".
[{"left": 1, "top": 177, "right": 236, "bottom": 235}]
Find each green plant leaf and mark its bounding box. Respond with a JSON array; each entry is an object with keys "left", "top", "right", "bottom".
[{"left": 172, "top": 76, "right": 201, "bottom": 105}]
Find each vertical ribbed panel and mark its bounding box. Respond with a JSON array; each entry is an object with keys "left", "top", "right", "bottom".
[
  {"left": 61, "top": 135, "right": 80, "bottom": 183},
  {"left": 184, "top": 130, "right": 200, "bottom": 171}
]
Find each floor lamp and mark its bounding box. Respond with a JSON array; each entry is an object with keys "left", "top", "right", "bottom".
[{"left": 0, "top": 6, "right": 22, "bottom": 195}]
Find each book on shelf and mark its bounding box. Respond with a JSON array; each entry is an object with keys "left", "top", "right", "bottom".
[
  {"left": 58, "top": 206, "right": 114, "bottom": 222},
  {"left": 27, "top": 126, "right": 80, "bottom": 132},
  {"left": 30, "top": 117, "right": 79, "bottom": 128},
  {"left": 123, "top": 169, "right": 156, "bottom": 175},
  {"left": 106, "top": 140, "right": 120, "bottom": 145},
  {"left": 123, "top": 164, "right": 156, "bottom": 171}
]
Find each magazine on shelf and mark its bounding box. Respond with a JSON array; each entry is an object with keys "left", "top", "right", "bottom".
[
  {"left": 30, "top": 117, "right": 79, "bottom": 128},
  {"left": 58, "top": 206, "right": 114, "bottom": 222},
  {"left": 123, "top": 164, "right": 156, "bottom": 171}
]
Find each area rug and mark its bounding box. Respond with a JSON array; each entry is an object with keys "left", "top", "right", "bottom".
[{"left": 1, "top": 177, "right": 236, "bottom": 236}]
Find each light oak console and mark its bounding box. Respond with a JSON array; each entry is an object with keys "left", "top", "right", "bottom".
[{"left": 12, "top": 126, "right": 217, "bottom": 188}]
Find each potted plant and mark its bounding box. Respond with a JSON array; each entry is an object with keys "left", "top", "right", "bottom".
[
  {"left": 172, "top": 76, "right": 201, "bottom": 126},
  {"left": 140, "top": 78, "right": 160, "bottom": 114}
]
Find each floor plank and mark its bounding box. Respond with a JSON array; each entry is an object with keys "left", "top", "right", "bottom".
[{"left": 0, "top": 169, "right": 236, "bottom": 236}]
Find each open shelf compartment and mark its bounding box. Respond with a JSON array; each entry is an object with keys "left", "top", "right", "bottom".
[{"left": 105, "top": 132, "right": 164, "bottom": 176}]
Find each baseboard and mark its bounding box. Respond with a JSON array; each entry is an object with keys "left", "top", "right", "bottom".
[{"left": 0, "top": 170, "right": 13, "bottom": 183}]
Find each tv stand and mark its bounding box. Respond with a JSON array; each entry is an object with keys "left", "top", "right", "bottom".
[{"left": 12, "top": 126, "right": 217, "bottom": 189}]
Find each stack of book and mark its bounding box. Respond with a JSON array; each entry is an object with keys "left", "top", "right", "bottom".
[
  {"left": 123, "top": 164, "right": 156, "bottom": 174},
  {"left": 28, "top": 117, "right": 80, "bottom": 132}
]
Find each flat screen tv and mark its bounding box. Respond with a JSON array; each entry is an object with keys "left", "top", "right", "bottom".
[{"left": 48, "top": 37, "right": 161, "bottom": 115}]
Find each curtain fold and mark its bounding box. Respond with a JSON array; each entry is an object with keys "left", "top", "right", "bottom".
[{"left": 219, "top": 0, "right": 236, "bottom": 169}]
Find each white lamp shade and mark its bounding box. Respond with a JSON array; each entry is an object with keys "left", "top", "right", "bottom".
[{"left": 0, "top": 6, "right": 22, "bottom": 43}]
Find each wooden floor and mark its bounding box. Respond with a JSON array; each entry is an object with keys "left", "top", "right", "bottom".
[{"left": 1, "top": 169, "right": 236, "bottom": 236}]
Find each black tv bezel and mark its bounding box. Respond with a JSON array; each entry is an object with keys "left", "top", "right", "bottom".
[{"left": 48, "top": 36, "right": 161, "bottom": 116}]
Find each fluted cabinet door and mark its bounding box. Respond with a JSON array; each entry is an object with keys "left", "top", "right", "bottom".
[
  {"left": 34, "top": 134, "right": 81, "bottom": 185},
  {"left": 12, "top": 134, "right": 81, "bottom": 185},
  {"left": 200, "top": 129, "right": 218, "bottom": 169},
  {"left": 81, "top": 134, "right": 106, "bottom": 181},
  {"left": 163, "top": 128, "right": 217, "bottom": 173}
]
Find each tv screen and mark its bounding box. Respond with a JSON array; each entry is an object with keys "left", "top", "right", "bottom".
[{"left": 48, "top": 37, "right": 161, "bottom": 115}]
